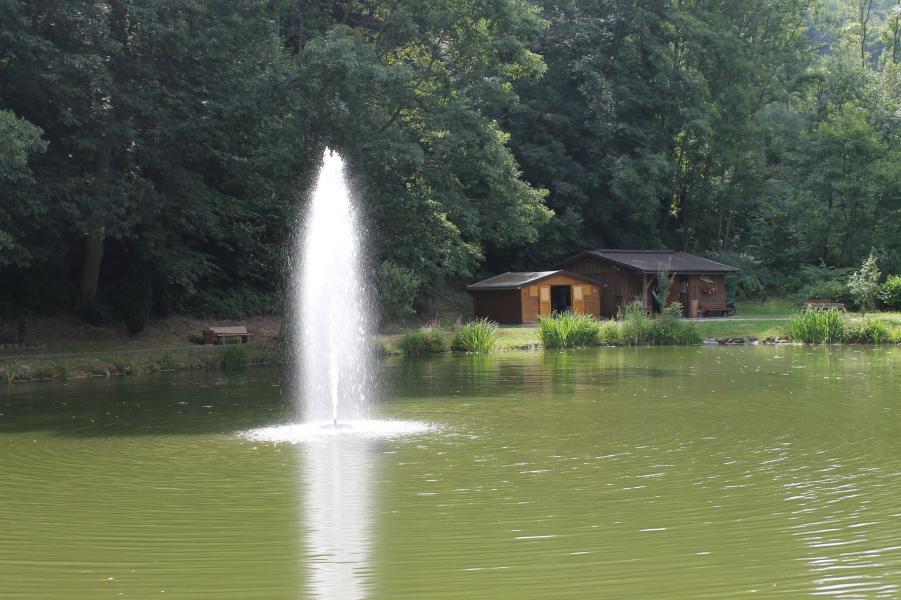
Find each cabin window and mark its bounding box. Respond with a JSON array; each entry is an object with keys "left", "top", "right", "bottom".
[{"left": 573, "top": 286, "right": 584, "bottom": 301}]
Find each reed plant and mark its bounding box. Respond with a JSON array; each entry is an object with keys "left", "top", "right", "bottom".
[
  {"left": 397, "top": 327, "right": 446, "bottom": 354},
  {"left": 452, "top": 318, "right": 498, "bottom": 353},
  {"left": 538, "top": 312, "right": 601, "bottom": 348},
  {"left": 619, "top": 301, "right": 655, "bottom": 345},
  {"left": 789, "top": 307, "right": 846, "bottom": 343},
  {"left": 845, "top": 317, "right": 891, "bottom": 343},
  {"left": 652, "top": 303, "right": 702, "bottom": 345},
  {"left": 220, "top": 345, "right": 248, "bottom": 370}
]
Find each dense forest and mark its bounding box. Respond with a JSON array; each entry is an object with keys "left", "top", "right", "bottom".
[{"left": 1, "top": 0, "right": 899, "bottom": 329}]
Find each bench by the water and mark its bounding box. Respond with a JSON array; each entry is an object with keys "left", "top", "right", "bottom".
[
  {"left": 700, "top": 302, "right": 729, "bottom": 317},
  {"left": 804, "top": 300, "right": 846, "bottom": 311},
  {"left": 203, "top": 326, "right": 252, "bottom": 345}
]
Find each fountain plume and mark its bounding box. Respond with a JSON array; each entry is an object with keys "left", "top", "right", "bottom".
[{"left": 291, "top": 149, "right": 373, "bottom": 425}]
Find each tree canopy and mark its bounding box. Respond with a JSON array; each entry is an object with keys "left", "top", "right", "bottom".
[{"left": 1, "top": 0, "right": 899, "bottom": 325}]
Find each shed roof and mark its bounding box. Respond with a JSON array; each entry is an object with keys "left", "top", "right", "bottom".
[
  {"left": 466, "top": 270, "right": 600, "bottom": 291},
  {"left": 557, "top": 249, "right": 739, "bottom": 274}
]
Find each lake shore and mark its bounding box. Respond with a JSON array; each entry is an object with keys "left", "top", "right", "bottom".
[{"left": 2, "top": 301, "right": 898, "bottom": 383}]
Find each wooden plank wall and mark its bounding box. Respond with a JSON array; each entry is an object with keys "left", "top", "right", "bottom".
[
  {"left": 520, "top": 274, "right": 601, "bottom": 323},
  {"left": 472, "top": 290, "right": 523, "bottom": 324},
  {"left": 568, "top": 258, "right": 640, "bottom": 318},
  {"left": 689, "top": 275, "right": 726, "bottom": 307}
]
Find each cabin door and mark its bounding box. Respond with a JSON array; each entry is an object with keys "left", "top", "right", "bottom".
[
  {"left": 572, "top": 285, "right": 585, "bottom": 314},
  {"left": 539, "top": 285, "right": 551, "bottom": 317}
]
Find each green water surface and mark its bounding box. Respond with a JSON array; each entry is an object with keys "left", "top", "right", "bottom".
[{"left": 1, "top": 345, "right": 899, "bottom": 598}]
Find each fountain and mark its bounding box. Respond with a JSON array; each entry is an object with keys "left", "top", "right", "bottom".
[
  {"left": 293, "top": 150, "right": 373, "bottom": 427},
  {"left": 244, "top": 149, "right": 431, "bottom": 442}
]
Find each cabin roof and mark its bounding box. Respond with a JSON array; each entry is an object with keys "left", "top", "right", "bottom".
[
  {"left": 557, "top": 249, "right": 740, "bottom": 274},
  {"left": 466, "top": 270, "right": 601, "bottom": 291}
]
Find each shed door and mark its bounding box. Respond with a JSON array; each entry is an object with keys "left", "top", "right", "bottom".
[
  {"left": 572, "top": 285, "right": 585, "bottom": 314},
  {"left": 539, "top": 285, "right": 551, "bottom": 317}
]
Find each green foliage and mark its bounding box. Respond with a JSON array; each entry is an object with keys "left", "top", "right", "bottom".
[
  {"left": 880, "top": 275, "right": 901, "bottom": 309},
  {"left": 789, "top": 308, "right": 847, "bottom": 344},
  {"left": 848, "top": 252, "right": 882, "bottom": 311},
  {"left": 397, "top": 327, "right": 446, "bottom": 355},
  {"left": 653, "top": 261, "right": 674, "bottom": 308},
  {"left": 619, "top": 302, "right": 655, "bottom": 346},
  {"left": 220, "top": 345, "right": 247, "bottom": 371},
  {"left": 618, "top": 301, "right": 701, "bottom": 345},
  {"left": 538, "top": 312, "right": 601, "bottom": 349},
  {"left": 184, "top": 289, "right": 280, "bottom": 320},
  {"left": 122, "top": 268, "right": 152, "bottom": 334},
  {"left": 377, "top": 260, "right": 421, "bottom": 321},
  {"left": 451, "top": 319, "right": 498, "bottom": 353},
  {"left": 845, "top": 317, "right": 891, "bottom": 344}
]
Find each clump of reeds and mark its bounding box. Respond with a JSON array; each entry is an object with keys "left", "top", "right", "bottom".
[
  {"left": 397, "top": 327, "right": 446, "bottom": 355},
  {"left": 452, "top": 318, "right": 498, "bottom": 353},
  {"left": 619, "top": 301, "right": 655, "bottom": 345},
  {"left": 538, "top": 312, "right": 601, "bottom": 348},
  {"left": 789, "top": 307, "right": 846, "bottom": 343}
]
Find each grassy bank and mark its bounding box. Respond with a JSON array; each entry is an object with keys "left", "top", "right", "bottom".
[
  {"left": 380, "top": 300, "right": 901, "bottom": 354},
  {"left": 3, "top": 301, "right": 899, "bottom": 383},
  {"left": 0, "top": 341, "right": 280, "bottom": 383}
]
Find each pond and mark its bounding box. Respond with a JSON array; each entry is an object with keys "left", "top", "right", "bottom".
[{"left": 1, "top": 346, "right": 899, "bottom": 598}]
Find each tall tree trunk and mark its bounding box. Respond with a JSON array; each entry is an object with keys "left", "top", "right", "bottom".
[{"left": 80, "top": 142, "right": 111, "bottom": 305}]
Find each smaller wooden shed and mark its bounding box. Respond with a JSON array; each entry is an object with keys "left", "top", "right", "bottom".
[{"left": 466, "top": 271, "right": 603, "bottom": 324}]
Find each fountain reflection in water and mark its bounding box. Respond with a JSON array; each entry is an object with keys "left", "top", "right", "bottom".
[{"left": 301, "top": 439, "right": 377, "bottom": 600}]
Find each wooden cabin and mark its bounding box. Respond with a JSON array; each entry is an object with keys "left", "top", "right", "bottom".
[
  {"left": 556, "top": 249, "right": 739, "bottom": 318},
  {"left": 466, "top": 271, "right": 603, "bottom": 324}
]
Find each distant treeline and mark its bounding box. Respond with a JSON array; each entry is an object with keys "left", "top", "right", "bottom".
[{"left": 1, "top": 1, "right": 899, "bottom": 328}]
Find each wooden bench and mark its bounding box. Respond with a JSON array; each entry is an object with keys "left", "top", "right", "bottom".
[
  {"left": 203, "top": 326, "right": 252, "bottom": 345},
  {"left": 700, "top": 303, "right": 729, "bottom": 317},
  {"left": 804, "top": 300, "right": 846, "bottom": 311}
]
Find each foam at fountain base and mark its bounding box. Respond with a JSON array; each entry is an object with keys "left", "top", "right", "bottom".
[{"left": 242, "top": 420, "right": 435, "bottom": 444}]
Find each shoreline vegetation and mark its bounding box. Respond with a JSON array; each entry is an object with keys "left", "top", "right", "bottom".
[{"left": 1, "top": 301, "right": 898, "bottom": 384}]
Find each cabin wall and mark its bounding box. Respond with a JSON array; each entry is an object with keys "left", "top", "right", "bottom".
[
  {"left": 471, "top": 290, "right": 523, "bottom": 324},
  {"left": 567, "top": 255, "right": 729, "bottom": 316},
  {"left": 687, "top": 274, "right": 726, "bottom": 307},
  {"left": 520, "top": 274, "right": 601, "bottom": 323},
  {"left": 567, "top": 257, "right": 641, "bottom": 318}
]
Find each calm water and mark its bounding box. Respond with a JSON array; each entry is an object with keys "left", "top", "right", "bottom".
[{"left": 1, "top": 346, "right": 899, "bottom": 598}]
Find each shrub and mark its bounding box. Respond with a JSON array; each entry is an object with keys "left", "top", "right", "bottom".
[
  {"left": 452, "top": 318, "right": 498, "bottom": 353},
  {"left": 619, "top": 301, "right": 654, "bottom": 345},
  {"left": 653, "top": 303, "right": 702, "bottom": 345},
  {"left": 377, "top": 260, "right": 422, "bottom": 322},
  {"left": 880, "top": 275, "right": 901, "bottom": 310},
  {"left": 789, "top": 307, "right": 846, "bottom": 343},
  {"left": 220, "top": 345, "right": 247, "bottom": 370},
  {"left": 397, "top": 327, "right": 446, "bottom": 354},
  {"left": 538, "top": 312, "right": 601, "bottom": 348},
  {"left": 805, "top": 279, "right": 849, "bottom": 303},
  {"left": 845, "top": 318, "right": 891, "bottom": 344},
  {"left": 598, "top": 321, "right": 622, "bottom": 345},
  {"left": 186, "top": 288, "right": 280, "bottom": 319},
  {"left": 848, "top": 251, "right": 882, "bottom": 311}
]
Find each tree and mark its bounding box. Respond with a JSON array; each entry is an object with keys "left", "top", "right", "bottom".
[{"left": 848, "top": 251, "right": 882, "bottom": 310}]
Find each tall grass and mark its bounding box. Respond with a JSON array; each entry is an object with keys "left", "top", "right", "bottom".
[
  {"left": 397, "top": 327, "right": 446, "bottom": 354},
  {"left": 452, "top": 318, "right": 498, "bottom": 353},
  {"left": 538, "top": 312, "right": 601, "bottom": 348},
  {"left": 789, "top": 307, "right": 900, "bottom": 344},
  {"left": 618, "top": 301, "right": 701, "bottom": 345},
  {"left": 220, "top": 345, "right": 248, "bottom": 370},
  {"left": 789, "top": 307, "right": 846, "bottom": 343},
  {"left": 619, "top": 302, "right": 654, "bottom": 345},
  {"left": 845, "top": 317, "right": 891, "bottom": 344}
]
